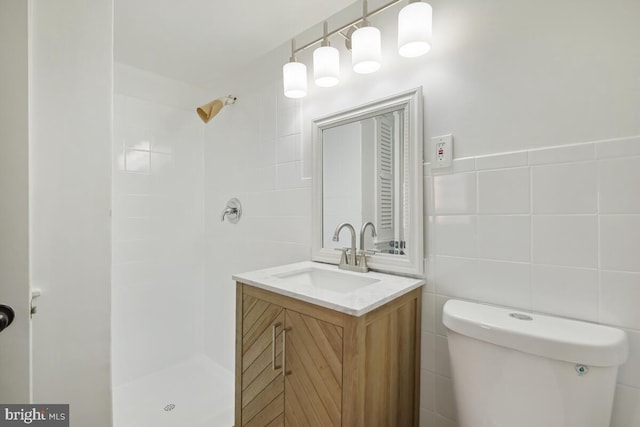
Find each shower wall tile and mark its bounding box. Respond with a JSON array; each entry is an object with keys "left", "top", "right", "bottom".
[
  {"left": 112, "top": 91, "right": 204, "bottom": 387},
  {"left": 277, "top": 133, "right": 301, "bottom": 164}
]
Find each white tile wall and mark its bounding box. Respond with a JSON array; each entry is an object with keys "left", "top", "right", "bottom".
[
  {"left": 112, "top": 93, "right": 205, "bottom": 387},
  {"left": 203, "top": 81, "right": 312, "bottom": 371},
  {"left": 424, "top": 136, "right": 640, "bottom": 426}
]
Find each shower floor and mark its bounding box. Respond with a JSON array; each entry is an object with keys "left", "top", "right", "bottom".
[{"left": 113, "top": 355, "right": 234, "bottom": 427}]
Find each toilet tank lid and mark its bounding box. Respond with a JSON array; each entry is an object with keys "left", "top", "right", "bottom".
[{"left": 443, "top": 300, "right": 628, "bottom": 367}]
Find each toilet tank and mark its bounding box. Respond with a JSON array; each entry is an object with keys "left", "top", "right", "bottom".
[{"left": 443, "top": 300, "right": 628, "bottom": 427}]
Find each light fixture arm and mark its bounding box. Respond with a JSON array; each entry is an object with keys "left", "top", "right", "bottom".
[
  {"left": 321, "top": 21, "right": 330, "bottom": 47},
  {"left": 289, "top": 0, "right": 405, "bottom": 56},
  {"left": 289, "top": 39, "right": 298, "bottom": 62},
  {"left": 362, "top": 0, "right": 370, "bottom": 27}
]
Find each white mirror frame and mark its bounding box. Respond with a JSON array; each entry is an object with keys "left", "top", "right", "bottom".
[{"left": 312, "top": 87, "right": 424, "bottom": 277}]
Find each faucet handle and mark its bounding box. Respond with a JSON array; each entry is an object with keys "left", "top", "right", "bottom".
[{"left": 334, "top": 247, "right": 350, "bottom": 265}]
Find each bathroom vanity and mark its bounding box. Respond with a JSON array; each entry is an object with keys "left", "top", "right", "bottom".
[{"left": 233, "top": 261, "right": 424, "bottom": 427}]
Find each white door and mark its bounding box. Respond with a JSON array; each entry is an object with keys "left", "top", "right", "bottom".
[{"left": 0, "top": 0, "right": 31, "bottom": 403}]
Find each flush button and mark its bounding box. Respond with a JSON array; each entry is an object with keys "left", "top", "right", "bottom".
[{"left": 509, "top": 313, "right": 533, "bottom": 321}]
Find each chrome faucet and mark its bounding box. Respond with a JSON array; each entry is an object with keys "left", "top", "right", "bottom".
[
  {"left": 332, "top": 222, "right": 357, "bottom": 268},
  {"left": 360, "top": 221, "right": 377, "bottom": 251},
  {"left": 358, "top": 221, "right": 378, "bottom": 272},
  {"left": 332, "top": 222, "right": 377, "bottom": 273}
]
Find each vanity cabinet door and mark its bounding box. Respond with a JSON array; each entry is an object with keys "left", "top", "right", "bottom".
[
  {"left": 283, "top": 310, "right": 343, "bottom": 426},
  {"left": 240, "top": 293, "right": 285, "bottom": 427}
]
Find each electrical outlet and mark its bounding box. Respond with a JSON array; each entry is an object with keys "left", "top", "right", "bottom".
[{"left": 431, "top": 134, "right": 453, "bottom": 169}]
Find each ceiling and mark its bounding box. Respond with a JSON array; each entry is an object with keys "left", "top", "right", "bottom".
[{"left": 114, "top": 0, "right": 355, "bottom": 88}]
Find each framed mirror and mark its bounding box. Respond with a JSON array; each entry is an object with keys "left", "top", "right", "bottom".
[{"left": 312, "top": 88, "right": 424, "bottom": 277}]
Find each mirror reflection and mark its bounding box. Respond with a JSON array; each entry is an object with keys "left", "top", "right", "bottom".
[{"left": 322, "top": 109, "right": 407, "bottom": 256}]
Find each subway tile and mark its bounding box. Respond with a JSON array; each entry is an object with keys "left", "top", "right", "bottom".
[
  {"left": 478, "top": 168, "right": 530, "bottom": 214},
  {"left": 435, "top": 257, "right": 531, "bottom": 310},
  {"left": 434, "top": 216, "right": 478, "bottom": 258},
  {"left": 618, "top": 330, "right": 640, "bottom": 388},
  {"left": 478, "top": 215, "right": 530, "bottom": 262},
  {"left": 435, "top": 375, "right": 458, "bottom": 422},
  {"left": 124, "top": 149, "right": 150, "bottom": 174},
  {"left": 475, "top": 260, "right": 531, "bottom": 310},
  {"left": 277, "top": 133, "right": 298, "bottom": 164},
  {"left": 435, "top": 414, "right": 458, "bottom": 427},
  {"left": 276, "top": 161, "right": 311, "bottom": 190},
  {"left": 596, "top": 136, "right": 640, "bottom": 159},
  {"left": 277, "top": 105, "right": 301, "bottom": 137},
  {"left": 600, "top": 215, "right": 640, "bottom": 272},
  {"left": 424, "top": 253, "right": 436, "bottom": 293},
  {"left": 420, "top": 370, "right": 437, "bottom": 412},
  {"left": 532, "top": 265, "right": 598, "bottom": 322},
  {"left": 528, "top": 143, "right": 595, "bottom": 165},
  {"left": 243, "top": 165, "right": 276, "bottom": 192},
  {"left": 600, "top": 271, "right": 640, "bottom": 330},
  {"left": 599, "top": 157, "right": 640, "bottom": 213},
  {"left": 610, "top": 385, "right": 640, "bottom": 427},
  {"left": 532, "top": 215, "right": 598, "bottom": 268},
  {"left": 422, "top": 291, "right": 436, "bottom": 333},
  {"left": 422, "top": 331, "right": 436, "bottom": 372},
  {"left": 424, "top": 176, "right": 434, "bottom": 216},
  {"left": 532, "top": 162, "right": 597, "bottom": 214},
  {"left": 433, "top": 172, "right": 477, "bottom": 214},
  {"left": 451, "top": 158, "right": 475, "bottom": 173},
  {"left": 420, "top": 409, "right": 437, "bottom": 427},
  {"left": 475, "top": 151, "right": 528, "bottom": 171},
  {"left": 435, "top": 295, "right": 451, "bottom": 337},
  {"left": 434, "top": 256, "right": 477, "bottom": 301},
  {"left": 435, "top": 335, "right": 451, "bottom": 377},
  {"left": 424, "top": 162, "right": 433, "bottom": 177}
]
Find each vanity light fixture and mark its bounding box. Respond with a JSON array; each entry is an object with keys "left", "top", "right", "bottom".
[
  {"left": 314, "top": 22, "right": 340, "bottom": 87},
  {"left": 282, "top": 0, "right": 433, "bottom": 98},
  {"left": 352, "top": 0, "right": 382, "bottom": 74},
  {"left": 398, "top": 0, "right": 432, "bottom": 57},
  {"left": 283, "top": 39, "right": 308, "bottom": 99}
]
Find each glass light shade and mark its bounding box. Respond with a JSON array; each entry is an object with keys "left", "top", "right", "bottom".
[
  {"left": 352, "top": 26, "right": 381, "bottom": 74},
  {"left": 398, "top": 2, "right": 432, "bottom": 58},
  {"left": 283, "top": 61, "right": 307, "bottom": 98},
  {"left": 313, "top": 46, "right": 340, "bottom": 87}
]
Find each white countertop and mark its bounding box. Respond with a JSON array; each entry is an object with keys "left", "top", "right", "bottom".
[{"left": 232, "top": 261, "right": 424, "bottom": 317}]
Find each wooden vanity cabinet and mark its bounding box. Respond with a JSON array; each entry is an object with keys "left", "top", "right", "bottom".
[{"left": 235, "top": 282, "right": 422, "bottom": 427}]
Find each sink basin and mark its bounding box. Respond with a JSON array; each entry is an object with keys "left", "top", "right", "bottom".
[{"left": 273, "top": 267, "right": 379, "bottom": 293}]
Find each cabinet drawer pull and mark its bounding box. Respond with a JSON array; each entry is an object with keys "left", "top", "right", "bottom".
[
  {"left": 272, "top": 322, "right": 281, "bottom": 370},
  {"left": 282, "top": 327, "right": 289, "bottom": 377}
]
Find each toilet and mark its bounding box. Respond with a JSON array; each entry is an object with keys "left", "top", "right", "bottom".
[{"left": 443, "top": 300, "right": 628, "bottom": 427}]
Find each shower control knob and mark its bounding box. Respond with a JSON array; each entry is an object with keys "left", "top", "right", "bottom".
[{"left": 0, "top": 305, "right": 16, "bottom": 334}]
